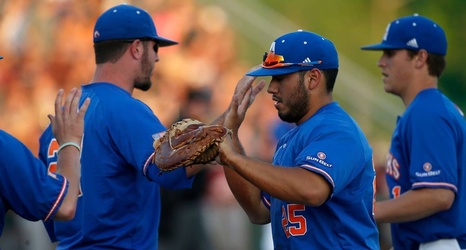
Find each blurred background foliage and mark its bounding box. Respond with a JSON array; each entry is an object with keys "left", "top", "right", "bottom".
[{"left": 209, "top": 0, "right": 466, "bottom": 108}]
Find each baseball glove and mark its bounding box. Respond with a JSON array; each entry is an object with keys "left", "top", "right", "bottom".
[{"left": 152, "top": 118, "right": 231, "bottom": 172}]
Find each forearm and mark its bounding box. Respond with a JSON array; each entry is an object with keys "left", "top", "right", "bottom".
[
  {"left": 220, "top": 131, "right": 268, "bottom": 223},
  {"left": 54, "top": 146, "right": 81, "bottom": 220},
  {"left": 375, "top": 188, "right": 455, "bottom": 223},
  {"left": 223, "top": 165, "right": 269, "bottom": 224},
  {"left": 225, "top": 152, "right": 329, "bottom": 206}
]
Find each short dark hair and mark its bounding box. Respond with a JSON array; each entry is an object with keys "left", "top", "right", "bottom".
[
  {"left": 299, "top": 68, "right": 338, "bottom": 93},
  {"left": 322, "top": 69, "right": 338, "bottom": 93},
  {"left": 407, "top": 50, "right": 446, "bottom": 77},
  {"left": 94, "top": 40, "right": 132, "bottom": 64}
]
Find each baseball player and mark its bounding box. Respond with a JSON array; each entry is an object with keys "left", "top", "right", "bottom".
[
  {"left": 216, "top": 30, "right": 380, "bottom": 249},
  {"left": 361, "top": 14, "right": 466, "bottom": 249},
  {"left": 0, "top": 55, "right": 89, "bottom": 236},
  {"left": 39, "top": 3, "right": 191, "bottom": 249},
  {"left": 37, "top": 4, "right": 258, "bottom": 249}
]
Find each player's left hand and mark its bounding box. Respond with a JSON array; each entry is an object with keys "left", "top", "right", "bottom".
[{"left": 224, "top": 66, "right": 265, "bottom": 131}]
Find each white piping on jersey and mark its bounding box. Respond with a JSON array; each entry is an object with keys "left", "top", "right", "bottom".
[
  {"left": 44, "top": 176, "right": 67, "bottom": 221},
  {"left": 300, "top": 164, "right": 335, "bottom": 189},
  {"left": 143, "top": 152, "right": 155, "bottom": 177},
  {"left": 413, "top": 182, "right": 458, "bottom": 193}
]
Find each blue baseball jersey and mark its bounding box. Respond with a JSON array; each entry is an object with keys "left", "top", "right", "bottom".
[
  {"left": 262, "top": 102, "right": 379, "bottom": 249},
  {"left": 0, "top": 130, "right": 67, "bottom": 235},
  {"left": 38, "top": 83, "right": 194, "bottom": 249},
  {"left": 385, "top": 89, "right": 466, "bottom": 249}
]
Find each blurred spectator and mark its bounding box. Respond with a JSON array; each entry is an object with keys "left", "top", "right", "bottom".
[{"left": 158, "top": 87, "right": 214, "bottom": 250}]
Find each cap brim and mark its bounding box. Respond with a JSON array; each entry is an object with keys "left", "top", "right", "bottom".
[
  {"left": 154, "top": 36, "right": 178, "bottom": 47},
  {"left": 361, "top": 43, "right": 402, "bottom": 51},
  {"left": 246, "top": 65, "right": 314, "bottom": 77}
]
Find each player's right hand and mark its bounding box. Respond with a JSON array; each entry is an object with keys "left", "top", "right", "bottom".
[{"left": 49, "top": 88, "right": 91, "bottom": 146}]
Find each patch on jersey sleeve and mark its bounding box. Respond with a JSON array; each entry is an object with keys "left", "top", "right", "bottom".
[
  {"left": 306, "top": 151, "right": 333, "bottom": 168},
  {"left": 415, "top": 162, "right": 441, "bottom": 177}
]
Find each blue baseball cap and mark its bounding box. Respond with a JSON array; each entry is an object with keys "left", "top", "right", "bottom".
[
  {"left": 93, "top": 4, "right": 178, "bottom": 47},
  {"left": 0, "top": 56, "right": 3, "bottom": 59},
  {"left": 361, "top": 14, "right": 447, "bottom": 55},
  {"left": 246, "top": 30, "right": 339, "bottom": 77}
]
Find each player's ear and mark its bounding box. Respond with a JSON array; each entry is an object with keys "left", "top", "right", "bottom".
[
  {"left": 129, "top": 40, "right": 144, "bottom": 59},
  {"left": 307, "top": 69, "right": 321, "bottom": 90},
  {"left": 414, "top": 49, "right": 428, "bottom": 69}
]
